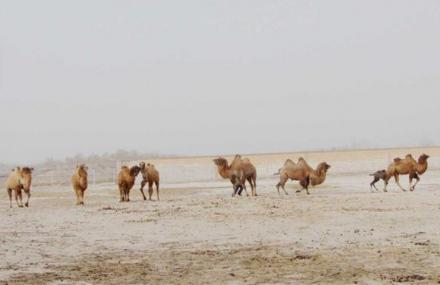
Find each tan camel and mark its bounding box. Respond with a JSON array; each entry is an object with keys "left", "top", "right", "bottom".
[
  {"left": 275, "top": 158, "right": 330, "bottom": 195},
  {"left": 382, "top": 153, "right": 429, "bottom": 192},
  {"left": 117, "top": 165, "right": 141, "bottom": 202},
  {"left": 139, "top": 162, "right": 160, "bottom": 201},
  {"left": 213, "top": 154, "right": 257, "bottom": 197},
  {"left": 71, "top": 164, "right": 88, "bottom": 205},
  {"left": 5, "top": 167, "right": 33, "bottom": 208}
]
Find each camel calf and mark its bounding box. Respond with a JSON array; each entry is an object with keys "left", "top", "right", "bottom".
[
  {"left": 6, "top": 167, "right": 33, "bottom": 208},
  {"left": 71, "top": 164, "right": 88, "bottom": 205},
  {"left": 117, "top": 165, "right": 141, "bottom": 202},
  {"left": 369, "top": 170, "right": 388, "bottom": 192},
  {"left": 139, "top": 162, "right": 160, "bottom": 201}
]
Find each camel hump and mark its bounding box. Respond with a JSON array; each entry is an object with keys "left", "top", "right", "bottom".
[
  {"left": 393, "top": 157, "right": 402, "bottom": 163},
  {"left": 121, "top": 165, "right": 129, "bottom": 170},
  {"left": 284, "top": 159, "right": 295, "bottom": 167}
]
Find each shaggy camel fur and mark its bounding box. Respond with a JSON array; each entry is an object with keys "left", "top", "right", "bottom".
[
  {"left": 117, "top": 165, "right": 141, "bottom": 202},
  {"left": 376, "top": 154, "right": 429, "bottom": 192},
  {"left": 71, "top": 164, "right": 88, "bottom": 205},
  {"left": 5, "top": 167, "right": 33, "bottom": 208},
  {"left": 139, "top": 162, "right": 160, "bottom": 201},
  {"left": 213, "top": 155, "right": 257, "bottom": 197},
  {"left": 275, "top": 158, "right": 330, "bottom": 195}
]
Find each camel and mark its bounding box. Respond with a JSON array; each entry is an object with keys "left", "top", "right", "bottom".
[
  {"left": 377, "top": 153, "right": 429, "bottom": 192},
  {"left": 117, "top": 165, "right": 141, "bottom": 202},
  {"left": 71, "top": 164, "right": 88, "bottom": 205},
  {"left": 5, "top": 167, "right": 33, "bottom": 208},
  {"left": 275, "top": 157, "right": 330, "bottom": 195},
  {"left": 139, "top": 162, "right": 160, "bottom": 201},
  {"left": 213, "top": 154, "right": 257, "bottom": 197}
]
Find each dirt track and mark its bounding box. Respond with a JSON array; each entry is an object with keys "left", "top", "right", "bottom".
[{"left": 1, "top": 147, "right": 440, "bottom": 284}]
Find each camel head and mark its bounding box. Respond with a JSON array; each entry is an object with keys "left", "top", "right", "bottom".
[
  {"left": 19, "top": 167, "right": 34, "bottom": 191},
  {"left": 139, "top": 162, "right": 146, "bottom": 170},
  {"left": 77, "top": 164, "right": 88, "bottom": 171},
  {"left": 77, "top": 164, "right": 88, "bottom": 175},
  {"left": 418, "top": 154, "right": 430, "bottom": 163},
  {"left": 317, "top": 162, "right": 331, "bottom": 174},
  {"left": 213, "top": 157, "right": 228, "bottom": 168},
  {"left": 129, "top": 165, "right": 141, "bottom": 177}
]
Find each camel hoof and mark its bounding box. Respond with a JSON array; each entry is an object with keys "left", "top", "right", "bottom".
[
  {"left": 296, "top": 190, "right": 301, "bottom": 193},
  {"left": 25, "top": 203, "right": 29, "bottom": 207},
  {"left": 18, "top": 205, "right": 24, "bottom": 208}
]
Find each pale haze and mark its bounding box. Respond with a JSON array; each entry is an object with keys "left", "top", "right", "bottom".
[{"left": 1, "top": 0, "right": 439, "bottom": 164}]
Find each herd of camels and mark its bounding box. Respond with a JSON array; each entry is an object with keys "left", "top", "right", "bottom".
[{"left": 4, "top": 153, "right": 430, "bottom": 208}]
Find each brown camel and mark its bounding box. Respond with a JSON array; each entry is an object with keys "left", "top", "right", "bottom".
[
  {"left": 275, "top": 158, "right": 330, "bottom": 195},
  {"left": 369, "top": 169, "right": 388, "bottom": 192},
  {"left": 71, "top": 164, "right": 88, "bottom": 205},
  {"left": 5, "top": 167, "right": 33, "bottom": 208},
  {"left": 213, "top": 154, "right": 257, "bottom": 197},
  {"left": 117, "top": 165, "right": 141, "bottom": 202},
  {"left": 139, "top": 162, "right": 160, "bottom": 201},
  {"left": 381, "top": 153, "right": 429, "bottom": 192}
]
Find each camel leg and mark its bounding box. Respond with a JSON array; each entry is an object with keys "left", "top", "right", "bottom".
[
  {"left": 276, "top": 177, "right": 288, "bottom": 195},
  {"left": 252, "top": 176, "right": 257, "bottom": 196},
  {"left": 7, "top": 188, "right": 12, "bottom": 208},
  {"left": 140, "top": 180, "right": 147, "bottom": 200},
  {"left": 74, "top": 188, "right": 81, "bottom": 205},
  {"left": 370, "top": 177, "right": 380, "bottom": 192},
  {"left": 394, "top": 175, "right": 407, "bottom": 192},
  {"left": 14, "top": 189, "right": 19, "bottom": 207},
  {"left": 383, "top": 177, "right": 389, "bottom": 192},
  {"left": 155, "top": 181, "right": 160, "bottom": 201},
  {"left": 119, "top": 187, "right": 124, "bottom": 202},
  {"left": 300, "top": 178, "right": 310, "bottom": 195},
  {"left": 241, "top": 180, "right": 249, "bottom": 196},
  {"left": 16, "top": 189, "right": 23, "bottom": 207},
  {"left": 148, "top": 181, "right": 154, "bottom": 200},
  {"left": 24, "top": 190, "right": 31, "bottom": 207},
  {"left": 409, "top": 173, "right": 420, "bottom": 191},
  {"left": 79, "top": 190, "right": 85, "bottom": 205},
  {"left": 247, "top": 177, "right": 256, "bottom": 197},
  {"left": 126, "top": 188, "right": 130, "bottom": 202}
]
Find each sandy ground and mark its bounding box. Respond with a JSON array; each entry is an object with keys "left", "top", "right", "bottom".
[{"left": 1, "top": 147, "right": 440, "bottom": 284}]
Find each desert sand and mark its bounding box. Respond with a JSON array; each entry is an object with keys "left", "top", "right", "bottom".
[{"left": 1, "top": 147, "right": 440, "bottom": 284}]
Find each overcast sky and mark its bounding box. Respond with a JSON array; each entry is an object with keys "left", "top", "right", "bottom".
[{"left": 1, "top": 0, "right": 440, "bottom": 164}]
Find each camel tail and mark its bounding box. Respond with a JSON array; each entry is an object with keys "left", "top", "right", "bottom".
[{"left": 273, "top": 169, "right": 281, "bottom": 176}]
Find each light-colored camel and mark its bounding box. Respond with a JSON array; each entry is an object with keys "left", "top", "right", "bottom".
[
  {"left": 71, "top": 164, "right": 88, "bottom": 205},
  {"left": 382, "top": 154, "right": 429, "bottom": 192},
  {"left": 139, "top": 162, "right": 160, "bottom": 201},
  {"left": 275, "top": 158, "right": 330, "bottom": 195},
  {"left": 117, "top": 165, "right": 141, "bottom": 202},
  {"left": 5, "top": 167, "right": 33, "bottom": 208},
  {"left": 213, "top": 154, "right": 257, "bottom": 197}
]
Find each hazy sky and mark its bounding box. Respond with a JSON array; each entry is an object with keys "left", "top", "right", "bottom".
[{"left": 1, "top": 1, "right": 440, "bottom": 164}]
